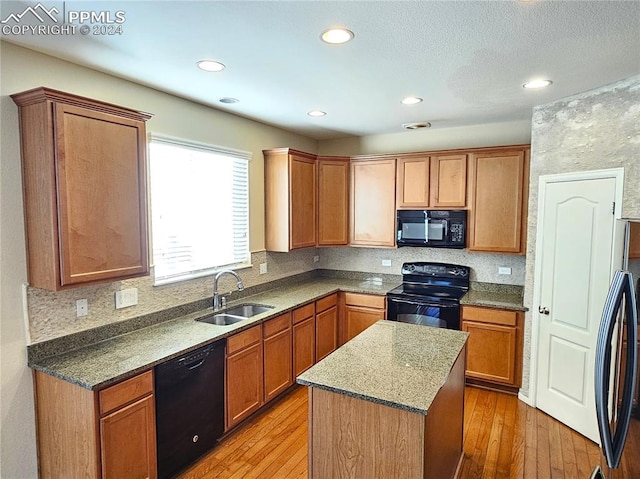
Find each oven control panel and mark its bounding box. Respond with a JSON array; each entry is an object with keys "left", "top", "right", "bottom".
[{"left": 402, "top": 262, "right": 469, "bottom": 278}]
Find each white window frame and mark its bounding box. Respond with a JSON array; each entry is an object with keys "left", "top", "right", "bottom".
[{"left": 148, "top": 134, "right": 251, "bottom": 286}]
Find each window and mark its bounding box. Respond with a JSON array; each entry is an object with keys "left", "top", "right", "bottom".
[{"left": 149, "top": 135, "right": 250, "bottom": 285}]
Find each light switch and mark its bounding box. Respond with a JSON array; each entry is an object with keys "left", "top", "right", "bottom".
[
  {"left": 115, "top": 288, "right": 138, "bottom": 309},
  {"left": 498, "top": 267, "right": 512, "bottom": 275},
  {"left": 259, "top": 263, "right": 268, "bottom": 274},
  {"left": 382, "top": 259, "right": 392, "bottom": 267}
]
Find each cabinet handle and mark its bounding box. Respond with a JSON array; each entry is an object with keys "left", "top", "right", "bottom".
[{"left": 538, "top": 306, "right": 550, "bottom": 315}]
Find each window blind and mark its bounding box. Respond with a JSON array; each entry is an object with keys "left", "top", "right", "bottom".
[{"left": 149, "top": 135, "right": 251, "bottom": 285}]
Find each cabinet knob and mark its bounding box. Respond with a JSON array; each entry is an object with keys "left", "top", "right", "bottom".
[
  {"left": 192, "top": 435, "right": 199, "bottom": 443},
  {"left": 538, "top": 306, "right": 550, "bottom": 315}
]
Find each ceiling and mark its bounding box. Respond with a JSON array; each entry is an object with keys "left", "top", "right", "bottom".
[{"left": 2, "top": 1, "right": 639, "bottom": 140}]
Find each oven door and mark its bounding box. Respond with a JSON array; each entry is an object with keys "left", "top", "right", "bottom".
[{"left": 386, "top": 296, "right": 460, "bottom": 330}]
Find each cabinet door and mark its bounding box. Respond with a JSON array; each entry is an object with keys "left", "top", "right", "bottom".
[
  {"left": 468, "top": 150, "right": 528, "bottom": 253},
  {"left": 430, "top": 154, "right": 467, "bottom": 207},
  {"left": 462, "top": 321, "right": 517, "bottom": 385},
  {"left": 290, "top": 154, "right": 317, "bottom": 249},
  {"left": 351, "top": 159, "right": 397, "bottom": 247},
  {"left": 316, "top": 305, "right": 338, "bottom": 361},
  {"left": 345, "top": 306, "right": 384, "bottom": 342},
  {"left": 264, "top": 328, "right": 293, "bottom": 403},
  {"left": 100, "top": 395, "right": 157, "bottom": 479},
  {"left": 293, "top": 316, "right": 315, "bottom": 376},
  {"left": 317, "top": 158, "right": 349, "bottom": 246},
  {"left": 629, "top": 222, "right": 640, "bottom": 259},
  {"left": 55, "top": 103, "right": 149, "bottom": 286},
  {"left": 226, "top": 343, "right": 264, "bottom": 429},
  {"left": 396, "top": 156, "right": 430, "bottom": 209}
]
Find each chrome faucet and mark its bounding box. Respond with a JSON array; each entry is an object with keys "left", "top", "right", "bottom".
[{"left": 213, "top": 269, "right": 244, "bottom": 310}]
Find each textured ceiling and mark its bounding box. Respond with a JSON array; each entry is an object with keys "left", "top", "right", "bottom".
[{"left": 2, "top": 0, "right": 639, "bottom": 139}]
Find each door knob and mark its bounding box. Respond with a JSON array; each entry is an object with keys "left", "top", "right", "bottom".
[{"left": 538, "top": 306, "right": 550, "bottom": 315}]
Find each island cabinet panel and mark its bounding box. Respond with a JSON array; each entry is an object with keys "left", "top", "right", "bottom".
[
  {"left": 263, "top": 313, "right": 293, "bottom": 403},
  {"left": 315, "top": 293, "right": 338, "bottom": 361},
  {"left": 467, "top": 148, "right": 529, "bottom": 253},
  {"left": 317, "top": 157, "right": 350, "bottom": 246},
  {"left": 461, "top": 305, "right": 523, "bottom": 389},
  {"left": 350, "top": 158, "right": 397, "bottom": 247},
  {"left": 629, "top": 222, "right": 640, "bottom": 258},
  {"left": 11, "top": 87, "right": 152, "bottom": 290},
  {"left": 34, "top": 369, "right": 157, "bottom": 479},
  {"left": 307, "top": 347, "right": 466, "bottom": 479},
  {"left": 226, "top": 325, "right": 264, "bottom": 429},
  {"left": 264, "top": 148, "right": 317, "bottom": 252},
  {"left": 342, "top": 292, "right": 386, "bottom": 344}
]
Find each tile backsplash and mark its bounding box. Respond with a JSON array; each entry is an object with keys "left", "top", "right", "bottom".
[{"left": 26, "top": 246, "right": 525, "bottom": 344}]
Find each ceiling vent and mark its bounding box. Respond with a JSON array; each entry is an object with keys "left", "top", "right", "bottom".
[{"left": 402, "top": 122, "right": 431, "bottom": 130}]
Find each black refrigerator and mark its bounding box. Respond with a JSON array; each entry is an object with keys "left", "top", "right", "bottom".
[{"left": 592, "top": 221, "right": 639, "bottom": 479}]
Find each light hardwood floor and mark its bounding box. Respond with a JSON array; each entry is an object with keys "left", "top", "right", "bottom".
[{"left": 178, "top": 385, "right": 640, "bottom": 479}]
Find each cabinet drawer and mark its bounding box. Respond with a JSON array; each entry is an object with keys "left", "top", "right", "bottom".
[
  {"left": 227, "top": 325, "right": 262, "bottom": 355},
  {"left": 99, "top": 370, "right": 153, "bottom": 416},
  {"left": 462, "top": 306, "right": 517, "bottom": 327},
  {"left": 293, "top": 303, "right": 315, "bottom": 324},
  {"left": 263, "top": 313, "right": 292, "bottom": 338},
  {"left": 344, "top": 292, "right": 385, "bottom": 309},
  {"left": 316, "top": 293, "right": 338, "bottom": 313}
]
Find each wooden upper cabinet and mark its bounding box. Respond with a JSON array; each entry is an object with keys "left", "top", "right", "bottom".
[
  {"left": 429, "top": 154, "right": 467, "bottom": 208},
  {"left": 629, "top": 222, "right": 640, "bottom": 259},
  {"left": 11, "top": 87, "right": 152, "bottom": 290},
  {"left": 350, "top": 158, "right": 396, "bottom": 247},
  {"left": 467, "top": 148, "right": 529, "bottom": 254},
  {"left": 396, "top": 156, "right": 430, "bottom": 208},
  {"left": 264, "top": 148, "right": 317, "bottom": 252},
  {"left": 396, "top": 154, "right": 467, "bottom": 209},
  {"left": 317, "top": 157, "right": 349, "bottom": 246}
]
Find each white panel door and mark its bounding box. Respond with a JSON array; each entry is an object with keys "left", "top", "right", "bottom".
[{"left": 536, "top": 177, "right": 616, "bottom": 442}]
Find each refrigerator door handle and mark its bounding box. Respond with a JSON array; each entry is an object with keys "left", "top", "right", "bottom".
[{"left": 594, "top": 270, "right": 638, "bottom": 469}]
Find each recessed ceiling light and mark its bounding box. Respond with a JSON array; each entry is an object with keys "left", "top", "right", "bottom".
[
  {"left": 197, "top": 60, "right": 226, "bottom": 72},
  {"left": 523, "top": 79, "right": 553, "bottom": 89},
  {"left": 219, "top": 97, "right": 239, "bottom": 104},
  {"left": 308, "top": 110, "right": 327, "bottom": 117},
  {"left": 401, "top": 97, "right": 423, "bottom": 105},
  {"left": 320, "top": 28, "right": 354, "bottom": 44},
  {"left": 402, "top": 122, "right": 431, "bottom": 130}
]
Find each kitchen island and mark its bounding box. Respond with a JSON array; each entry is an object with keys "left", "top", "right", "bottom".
[{"left": 297, "top": 320, "right": 468, "bottom": 479}]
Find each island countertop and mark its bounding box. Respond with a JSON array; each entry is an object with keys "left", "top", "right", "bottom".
[{"left": 297, "top": 320, "right": 468, "bottom": 415}]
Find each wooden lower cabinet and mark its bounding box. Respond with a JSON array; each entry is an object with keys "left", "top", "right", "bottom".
[
  {"left": 263, "top": 313, "right": 293, "bottom": 403},
  {"left": 316, "top": 294, "right": 339, "bottom": 361},
  {"left": 293, "top": 304, "right": 316, "bottom": 376},
  {"left": 226, "top": 325, "right": 264, "bottom": 430},
  {"left": 461, "top": 305, "right": 523, "bottom": 389},
  {"left": 100, "top": 395, "right": 156, "bottom": 479},
  {"left": 34, "top": 369, "right": 156, "bottom": 479},
  {"left": 342, "top": 292, "right": 386, "bottom": 343}
]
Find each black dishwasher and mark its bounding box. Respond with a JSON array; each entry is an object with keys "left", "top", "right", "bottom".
[{"left": 155, "top": 340, "right": 225, "bottom": 479}]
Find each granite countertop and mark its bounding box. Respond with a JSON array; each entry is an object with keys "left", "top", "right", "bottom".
[
  {"left": 297, "top": 320, "right": 468, "bottom": 415},
  {"left": 29, "top": 277, "right": 399, "bottom": 391},
  {"left": 461, "top": 289, "right": 527, "bottom": 311}
]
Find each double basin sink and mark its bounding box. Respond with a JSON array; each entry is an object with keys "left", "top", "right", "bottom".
[{"left": 196, "top": 303, "right": 275, "bottom": 326}]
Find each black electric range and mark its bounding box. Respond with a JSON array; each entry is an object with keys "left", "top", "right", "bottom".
[{"left": 386, "top": 262, "right": 470, "bottom": 329}]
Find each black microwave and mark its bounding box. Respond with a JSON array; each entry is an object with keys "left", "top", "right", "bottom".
[{"left": 396, "top": 210, "right": 466, "bottom": 248}]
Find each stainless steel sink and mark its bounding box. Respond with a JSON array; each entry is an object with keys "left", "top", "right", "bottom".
[
  {"left": 196, "top": 303, "right": 275, "bottom": 326},
  {"left": 224, "top": 303, "right": 274, "bottom": 317}
]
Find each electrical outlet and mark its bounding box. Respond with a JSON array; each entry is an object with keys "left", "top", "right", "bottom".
[
  {"left": 382, "top": 259, "right": 392, "bottom": 267},
  {"left": 313, "top": 255, "right": 320, "bottom": 263},
  {"left": 115, "top": 288, "right": 138, "bottom": 309},
  {"left": 76, "top": 299, "right": 88, "bottom": 317},
  {"left": 259, "top": 262, "right": 268, "bottom": 274},
  {"left": 498, "top": 267, "right": 512, "bottom": 275}
]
